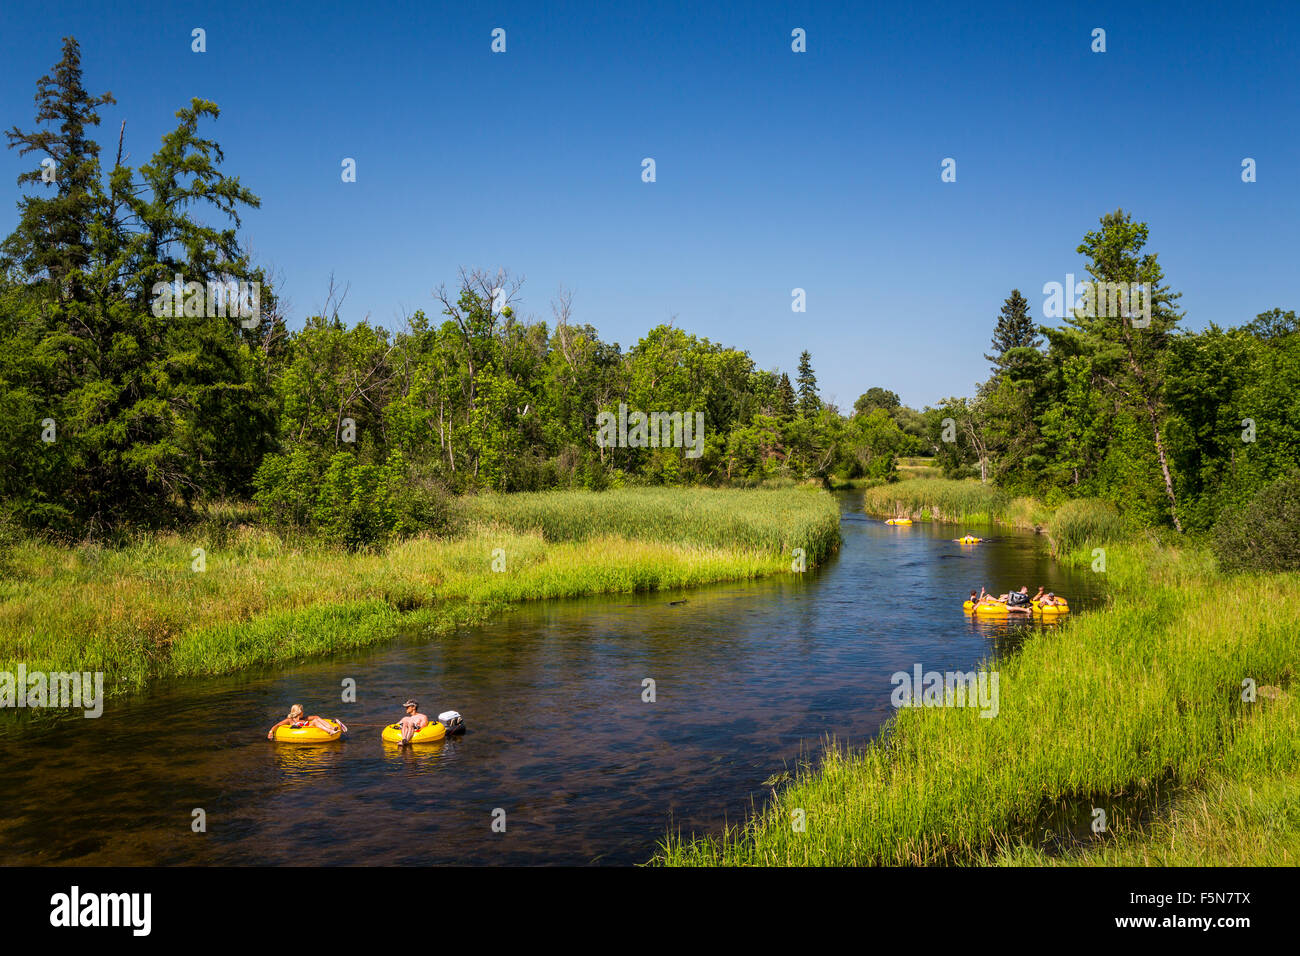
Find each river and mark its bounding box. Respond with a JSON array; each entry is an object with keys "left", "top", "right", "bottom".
[{"left": 0, "top": 492, "right": 1101, "bottom": 865}]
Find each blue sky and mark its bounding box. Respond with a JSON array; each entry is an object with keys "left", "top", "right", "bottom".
[{"left": 2, "top": 0, "right": 1296, "bottom": 408}]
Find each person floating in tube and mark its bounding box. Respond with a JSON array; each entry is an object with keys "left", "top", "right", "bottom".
[
  {"left": 1003, "top": 585, "right": 1034, "bottom": 614},
  {"left": 267, "top": 703, "right": 347, "bottom": 739},
  {"left": 396, "top": 699, "right": 430, "bottom": 746},
  {"left": 1033, "top": 586, "right": 1065, "bottom": 607}
]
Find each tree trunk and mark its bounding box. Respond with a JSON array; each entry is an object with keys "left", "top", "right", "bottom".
[{"left": 1147, "top": 403, "right": 1182, "bottom": 532}]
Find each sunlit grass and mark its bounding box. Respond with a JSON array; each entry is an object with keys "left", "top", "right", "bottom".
[
  {"left": 0, "top": 488, "right": 840, "bottom": 695},
  {"left": 657, "top": 538, "right": 1300, "bottom": 865},
  {"left": 863, "top": 478, "right": 1008, "bottom": 525},
  {"left": 458, "top": 486, "right": 840, "bottom": 563}
]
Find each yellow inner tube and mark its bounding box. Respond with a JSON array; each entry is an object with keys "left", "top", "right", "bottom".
[
  {"left": 963, "top": 600, "right": 1070, "bottom": 615},
  {"left": 273, "top": 718, "right": 342, "bottom": 743},
  {"left": 381, "top": 721, "right": 446, "bottom": 744},
  {"left": 885, "top": 518, "right": 912, "bottom": 525},
  {"left": 957, "top": 536, "right": 982, "bottom": 544}
]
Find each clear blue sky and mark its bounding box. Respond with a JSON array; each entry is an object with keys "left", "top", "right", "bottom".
[{"left": 2, "top": 0, "right": 1296, "bottom": 409}]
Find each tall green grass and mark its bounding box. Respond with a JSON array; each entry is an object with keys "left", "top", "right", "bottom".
[
  {"left": 1046, "top": 498, "right": 1129, "bottom": 556},
  {"left": 989, "top": 698, "right": 1300, "bottom": 866},
  {"left": 458, "top": 486, "right": 840, "bottom": 564},
  {"left": 862, "top": 479, "right": 1009, "bottom": 525},
  {"left": 0, "top": 488, "right": 839, "bottom": 698},
  {"left": 895, "top": 457, "right": 942, "bottom": 481},
  {"left": 657, "top": 539, "right": 1300, "bottom": 865}
]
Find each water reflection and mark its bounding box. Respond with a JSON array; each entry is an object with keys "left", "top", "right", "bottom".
[{"left": 0, "top": 492, "right": 1103, "bottom": 865}]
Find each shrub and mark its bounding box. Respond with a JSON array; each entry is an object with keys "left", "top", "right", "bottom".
[
  {"left": 1211, "top": 473, "right": 1300, "bottom": 573},
  {"left": 253, "top": 449, "right": 452, "bottom": 549}
]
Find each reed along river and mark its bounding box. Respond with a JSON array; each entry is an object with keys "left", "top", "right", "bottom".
[{"left": 0, "top": 492, "right": 1101, "bottom": 865}]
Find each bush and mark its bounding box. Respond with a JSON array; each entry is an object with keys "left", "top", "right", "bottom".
[
  {"left": 252, "top": 449, "right": 451, "bottom": 549},
  {"left": 1211, "top": 473, "right": 1300, "bottom": 573}
]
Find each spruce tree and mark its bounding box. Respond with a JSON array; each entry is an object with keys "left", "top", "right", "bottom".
[
  {"left": 777, "top": 372, "right": 797, "bottom": 420},
  {"left": 2, "top": 36, "right": 114, "bottom": 304},
  {"left": 795, "top": 350, "right": 820, "bottom": 416},
  {"left": 984, "top": 289, "right": 1040, "bottom": 373}
]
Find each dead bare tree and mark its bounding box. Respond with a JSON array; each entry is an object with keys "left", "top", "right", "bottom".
[
  {"left": 551, "top": 285, "right": 576, "bottom": 382},
  {"left": 432, "top": 267, "right": 523, "bottom": 414}
]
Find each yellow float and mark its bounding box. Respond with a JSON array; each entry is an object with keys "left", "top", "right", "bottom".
[
  {"left": 273, "top": 719, "right": 344, "bottom": 743},
  {"left": 381, "top": 721, "right": 447, "bottom": 745},
  {"left": 956, "top": 536, "right": 982, "bottom": 544},
  {"left": 885, "top": 518, "right": 912, "bottom": 525},
  {"left": 963, "top": 600, "right": 1069, "bottom": 616}
]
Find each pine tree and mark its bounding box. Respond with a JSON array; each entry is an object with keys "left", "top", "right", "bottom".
[
  {"left": 0, "top": 40, "right": 266, "bottom": 529},
  {"left": 2, "top": 36, "right": 114, "bottom": 303},
  {"left": 777, "top": 372, "right": 797, "bottom": 420},
  {"left": 1067, "top": 209, "right": 1184, "bottom": 530},
  {"left": 795, "top": 350, "right": 820, "bottom": 416},
  {"left": 984, "top": 289, "right": 1040, "bottom": 373}
]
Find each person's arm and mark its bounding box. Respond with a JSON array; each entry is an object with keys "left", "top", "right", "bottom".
[{"left": 267, "top": 718, "right": 289, "bottom": 739}]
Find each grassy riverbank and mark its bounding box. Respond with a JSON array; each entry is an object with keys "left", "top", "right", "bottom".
[
  {"left": 863, "top": 478, "right": 1129, "bottom": 555},
  {"left": 863, "top": 478, "right": 1043, "bottom": 529},
  {"left": 657, "top": 528, "right": 1300, "bottom": 866},
  {"left": 0, "top": 487, "right": 839, "bottom": 698}
]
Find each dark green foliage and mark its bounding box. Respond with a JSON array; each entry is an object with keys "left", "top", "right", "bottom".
[
  {"left": 1211, "top": 473, "right": 1300, "bottom": 573},
  {"left": 0, "top": 39, "right": 268, "bottom": 532},
  {"left": 2, "top": 43, "right": 1295, "bottom": 546},
  {"left": 252, "top": 449, "right": 452, "bottom": 549},
  {"left": 983, "top": 289, "right": 1041, "bottom": 373},
  {"left": 795, "top": 350, "right": 820, "bottom": 415}
]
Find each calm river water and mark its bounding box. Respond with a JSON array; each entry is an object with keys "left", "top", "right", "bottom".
[{"left": 0, "top": 492, "right": 1101, "bottom": 865}]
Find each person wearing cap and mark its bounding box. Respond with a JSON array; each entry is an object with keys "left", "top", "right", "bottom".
[
  {"left": 1033, "top": 586, "right": 1065, "bottom": 606},
  {"left": 396, "top": 699, "right": 429, "bottom": 745}
]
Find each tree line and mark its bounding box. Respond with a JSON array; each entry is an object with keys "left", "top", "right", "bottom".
[
  {"left": 2, "top": 38, "right": 1295, "bottom": 549},
  {"left": 933, "top": 211, "right": 1299, "bottom": 535}
]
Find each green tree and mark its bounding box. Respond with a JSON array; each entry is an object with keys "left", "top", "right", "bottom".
[
  {"left": 1068, "top": 209, "right": 1185, "bottom": 530},
  {"left": 854, "top": 387, "right": 900, "bottom": 415},
  {"left": 983, "top": 289, "right": 1041, "bottom": 374},
  {"left": 795, "top": 350, "right": 820, "bottom": 416},
  {"left": 2, "top": 36, "right": 114, "bottom": 305},
  {"left": 777, "top": 372, "right": 797, "bottom": 420}
]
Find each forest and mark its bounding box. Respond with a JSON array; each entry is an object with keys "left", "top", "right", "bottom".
[{"left": 2, "top": 38, "right": 1297, "bottom": 564}]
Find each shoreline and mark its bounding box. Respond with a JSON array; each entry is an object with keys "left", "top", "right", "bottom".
[
  {"left": 0, "top": 488, "right": 841, "bottom": 715},
  {"left": 659, "top": 488, "right": 1299, "bottom": 866}
]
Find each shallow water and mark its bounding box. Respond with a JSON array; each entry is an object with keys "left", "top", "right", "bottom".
[{"left": 0, "top": 493, "right": 1101, "bottom": 865}]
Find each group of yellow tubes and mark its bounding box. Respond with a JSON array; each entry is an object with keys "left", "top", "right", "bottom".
[
  {"left": 883, "top": 518, "right": 1071, "bottom": 618},
  {"left": 272, "top": 719, "right": 450, "bottom": 745}
]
